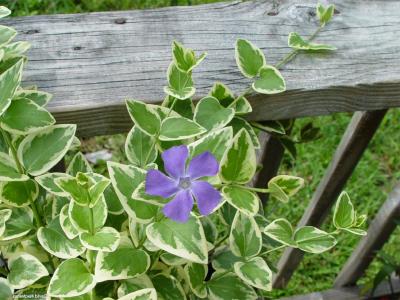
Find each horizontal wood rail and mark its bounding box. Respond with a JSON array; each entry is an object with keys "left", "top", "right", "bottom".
[{"left": 4, "top": 0, "right": 400, "bottom": 137}]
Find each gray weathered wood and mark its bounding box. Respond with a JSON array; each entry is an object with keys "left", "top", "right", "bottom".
[
  {"left": 3, "top": 0, "right": 400, "bottom": 136},
  {"left": 280, "top": 277, "right": 400, "bottom": 300},
  {"left": 334, "top": 183, "right": 400, "bottom": 287},
  {"left": 273, "top": 110, "right": 387, "bottom": 288}
]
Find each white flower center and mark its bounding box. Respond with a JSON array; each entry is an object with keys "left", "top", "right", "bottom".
[{"left": 179, "top": 177, "right": 191, "bottom": 189}]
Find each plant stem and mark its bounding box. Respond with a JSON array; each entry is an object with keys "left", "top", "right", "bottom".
[
  {"left": 275, "top": 25, "right": 323, "bottom": 69},
  {"left": 88, "top": 206, "right": 95, "bottom": 235},
  {"left": 214, "top": 183, "right": 270, "bottom": 194},
  {"left": 260, "top": 244, "right": 286, "bottom": 256}
]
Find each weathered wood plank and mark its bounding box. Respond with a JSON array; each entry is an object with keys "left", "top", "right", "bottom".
[
  {"left": 273, "top": 110, "right": 387, "bottom": 288},
  {"left": 2, "top": 1, "right": 400, "bottom": 136},
  {"left": 334, "top": 183, "right": 400, "bottom": 287},
  {"left": 280, "top": 277, "right": 400, "bottom": 300}
]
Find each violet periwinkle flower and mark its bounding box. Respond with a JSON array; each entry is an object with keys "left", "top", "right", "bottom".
[{"left": 145, "top": 145, "right": 221, "bottom": 223}]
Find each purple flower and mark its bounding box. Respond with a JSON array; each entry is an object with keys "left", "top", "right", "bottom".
[{"left": 145, "top": 145, "right": 221, "bottom": 223}]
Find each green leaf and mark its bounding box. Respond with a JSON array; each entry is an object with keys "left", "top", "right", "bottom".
[
  {"left": 235, "top": 39, "right": 266, "bottom": 78},
  {"left": 95, "top": 247, "right": 150, "bottom": 282},
  {"left": 252, "top": 65, "right": 286, "bottom": 94},
  {"left": 288, "top": 32, "right": 336, "bottom": 51},
  {"left": 0, "top": 179, "right": 38, "bottom": 207},
  {"left": 88, "top": 174, "right": 110, "bottom": 207},
  {"left": 164, "top": 62, "right": 195, "bottom": 100},
  {"left": 56, "top": 175, "right": 91, "bottom": 206},
  {"left": 35, "top": 172, "right": 72, "bottom": 197},
  {"left": 80, "top": 227, "right": 120, "bottom": 252},
  {"left": 222, "top": 186, "right": 259, "bottom": 216},
  {"left": 343, "top": 227, "right": 367, "bottom": 236},
  {"left": 126, "top": 100, "right": 161, "bottom": 136},
  {"left": 152, "top": 273, "right": 186, "bottom": 300},
  {"left": 15, "top": 89, "right": 52, "bottom": 107},
  {"left": 117, "top": 275, "right": 154, "bottom": 297},
  {"left": 268, "top": 175, "right": 304, "bottom": 203},
  {"left": 59, "top": 204, "right": 79, "bottom": 239},
  {"left": 125, "top": 126, "right": 157, "bottom": 167},
  {"left": 317, "top": 3, "right": 335, "bottom": 25},
  {"left": 229, "top": 117, "right": 260, "bottom": 149},
  {"left": 17, "top": 124, "right": 77, "bottom": 176},
  {"left": 252, "top": 120, "right": 286, "bottom": 135},
  {"left": 68, "top": 196, "right": 107, "bottom": 233},
  {"left": 221, "top": 128, "right": 256, "bottom": 184},
  {"left": 1, "top": 98, "right": 55, "bottom": 135},
  {"left": 0, "top": 207, "right": 33, "bottom": 241},
  {"left": 0, "top": 58, "right": 23, "bottom": 116},
  {"left": 146, "top": 215, "right": 208, "bottom": 264},
  {"left": 229, "top": 211, "right": 262, "bottom": 258},
  {"left": 294, "top": 226, "right": 337, "bottom": 253},
  {"left": 211, "top": 247, "right": 244, "bottom": 271},
  {"left": 8, "top": 253, "right": 48, "bottom": 289},
  {"left": 162, "top": 95, "right": 194, "bottom": 119},
  {"left": 2, "top": 41, "right": 31, "bottom": 60},
  {"left": 0, "top": 25, "right": 16, "bottom": 46},
  {"left": 37, "top": 217, "right": 85, "bottom": 259},
  {"left": 263, "top": 218, "right": 296, "bottom": 247},
  {"left": 104, "top": 185, "right": 124, "bottom": 215},
  {"left": 119, "top": 288, "right": 157, "bottom": 300},
  {"left": 0, "top": 209, "right": 12, "bottom": 236},
  {"left": 0, "top": 6, "right": 11, "bottom": 18},
  {"left": 0, "top": 278, "right": 13, "bottom": 300},
  {"left": 210, "top": 82, "right": 252, "bottom": 115},
  {"left": 207, "top": 271, "right": 257, "bottom": 300},
  {"left": 184, "top": 262, "right": 207, "bottom": 298},
  {"left": 234, "top": 257, "right": 272, "bottom": 291},
  {"left": 159, "top": 116, "right": 206, "bottom": 141},
  {"left": 194, "top": 96, "right": 235, "bottom": 131},
  {"left": 107, "top": 162, "right": 158, "bottom": 223},
  {"left": 67, "top": 152, "right": 92, "bottom": 176},
  {"left": 333, "top": 191, "right": 355, "bottom": 229},
  {"left": 0, "top": 152, "right": 29, "bottom": 181},
  {"left": 48, "top": 258, "right": 96, "bottom": 297},
  {"left": 160, "top": 252, "right": 188, "bottom": 266},
  {"left": 188, "top": 127, "right": 232, "bottom": 162},
  {"left": 172, "top": 40, "right": 206, "bottom": 73}
]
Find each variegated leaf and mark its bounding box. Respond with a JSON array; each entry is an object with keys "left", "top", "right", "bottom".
[
  {"left": 209, "top": 82, "right": 252, "bottom": 115},
  {"left": 67, "top": 152, "right": 92, "bottom": 176},
  {"left": 0, "top": 278, "right": 13, "bottom": 300},
  {"left": 59, "top": 204, "right": 79, "bottom": 239},
  {"left": 288, "top": 32, "right": 336, "bottom": 51},
  {"left": 172, "top": 40, "right": 206, "bottom": 73},
  {"left": 159, "top": 116, "right": 206, "bottom": 141},
  {"left": 294, "top": 226, "right": 337, "bottom": 254},
  {"left": 0, "top": 206, "right": 33, "bottom": 241},
  {"left": 207, "top": 271, "right": 257, "bottom": 300},
  {"left": 1, "top": 98, "right": 55, "bottom": 135},
  {"left": 126, "top": 100, "right": 161, "bottom": 136},
  {"left": 333, "top": 191, "right": 355, "bottom": 229},
  {"left": 229, "top": 211, "right": 262, "bottom": 258},
  {"left": 268, "top": 175, "right": 304, "bottom": 203},
  {"left": 235, "top": 39, "right": 266, "bottom": 78},
  {"left": 118, "top": 288, "right": 157, "bottom": 300},
  {"left": 68, "top": 196, "right": 107, "bottom": 233},
  {"left": 17, "top": 124, "right": 77, "bottom": 176},
  {"left": 0, "top": 25, "right": 16, "bottom": 46},
  {"left": 252, "top": 65, "right": 286, "bottom": 94},
  {"left": 263, "top": 218, "right": 296, "bottom": 247},
  {"left": 0, "top": 6, "right": 11, "bottom": 18},
  {"left": 107, "top": 162, "right": 158, "bottom": 223},
  {"left": 194, "top": 96, "right": 235, "bottom": 131},
  {"left": 8, "top": 253, "right": 48, "bottom": 289},
  {"left": 0, "top": 209, "right": 12, "bottom": 236},
  {"left": 125, "top": 125, "right": 157, "bottom": 167},
  {"left": 220, "top": 128, "right": 256, "bottom": 184},
  {"left": 184, "top": 262, "right": 207, "bottom": 298},
  {"left": 234, "top": 257, "right": 272, "bottom": 291},
  {"left": 222, "top": 186, "right": 259, "bottom": 216},
  {"left": 0, "top": 58, "right": 23, "bottom": 116},
  {"left": 0, "top": 152, "right": 28, "bottom": 181},
  {"left": 152, "top": 273, "right": 186, "bottom": 300},
  {"left": 48, "top": 258, "right": 96, "bottom": 297},
  {"left": 79, "top": 227, "right": 120, "bottom": 252},
  {"left": 146, "top": 215, "right": 208, "bottom": 264},
  {"left": 0, "top": 179, "right": 38, "bottom": 207},
  {"left": 164, "top": 62, "right": 195, "bottom": 100},
  {"left": 15, "top": 89, "right": 52, "bottom": 107},
  {"left": 37, "top": 217, "right": 85, "bottom": 259},
  {"left": 35, "top": 172, "right": 72, "bottom": 197},
  {"left": 95, "top": 247, "right": 150, "bottom": 282}
]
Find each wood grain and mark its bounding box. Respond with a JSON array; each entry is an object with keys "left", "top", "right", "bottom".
[
  {"left": 334, "top": 183, "right": 400, "bottom": 287},
  {"left": 2, "top": 0, "right": 400, "bottom": 136},
  {"left": 273, "top": 110, "right": 387, "bottom": 288}
]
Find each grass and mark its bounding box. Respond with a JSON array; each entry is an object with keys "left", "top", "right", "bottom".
[{"left": 4, "top": 0, "right": 400, "bottom": 298}]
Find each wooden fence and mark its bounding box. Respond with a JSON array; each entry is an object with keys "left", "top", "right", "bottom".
[{"left": 5, "top": 0, "right": 400, "bottom": 298}]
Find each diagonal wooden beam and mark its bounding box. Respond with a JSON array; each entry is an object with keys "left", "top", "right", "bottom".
[{"left": 273, "top": 109, "right": 387, "bottom": 288}]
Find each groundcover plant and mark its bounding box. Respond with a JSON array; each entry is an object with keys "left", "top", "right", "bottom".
[{"left": 0, "top": 3, "right": 368, "bottom": 299}]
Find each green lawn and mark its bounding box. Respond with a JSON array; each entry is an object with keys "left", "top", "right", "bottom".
[{"left": 4, "top": 0, "right": 400, "bottom": 298}]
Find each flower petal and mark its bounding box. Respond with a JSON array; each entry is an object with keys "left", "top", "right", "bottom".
[
  {"left": 162, "top": 145, "right": 189, "bottom": 179},
  {"left": 188, "top": 151, "right": 219, "bottom": 179},
  {"left": 145, "top": 169, "right": 179, "bottom": 198},
  {"left": 191, "top": 181, "right": 221, "bottom": 216},
  {"left": 163, "top": 190, "right": 193, "bottom": 223}
]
